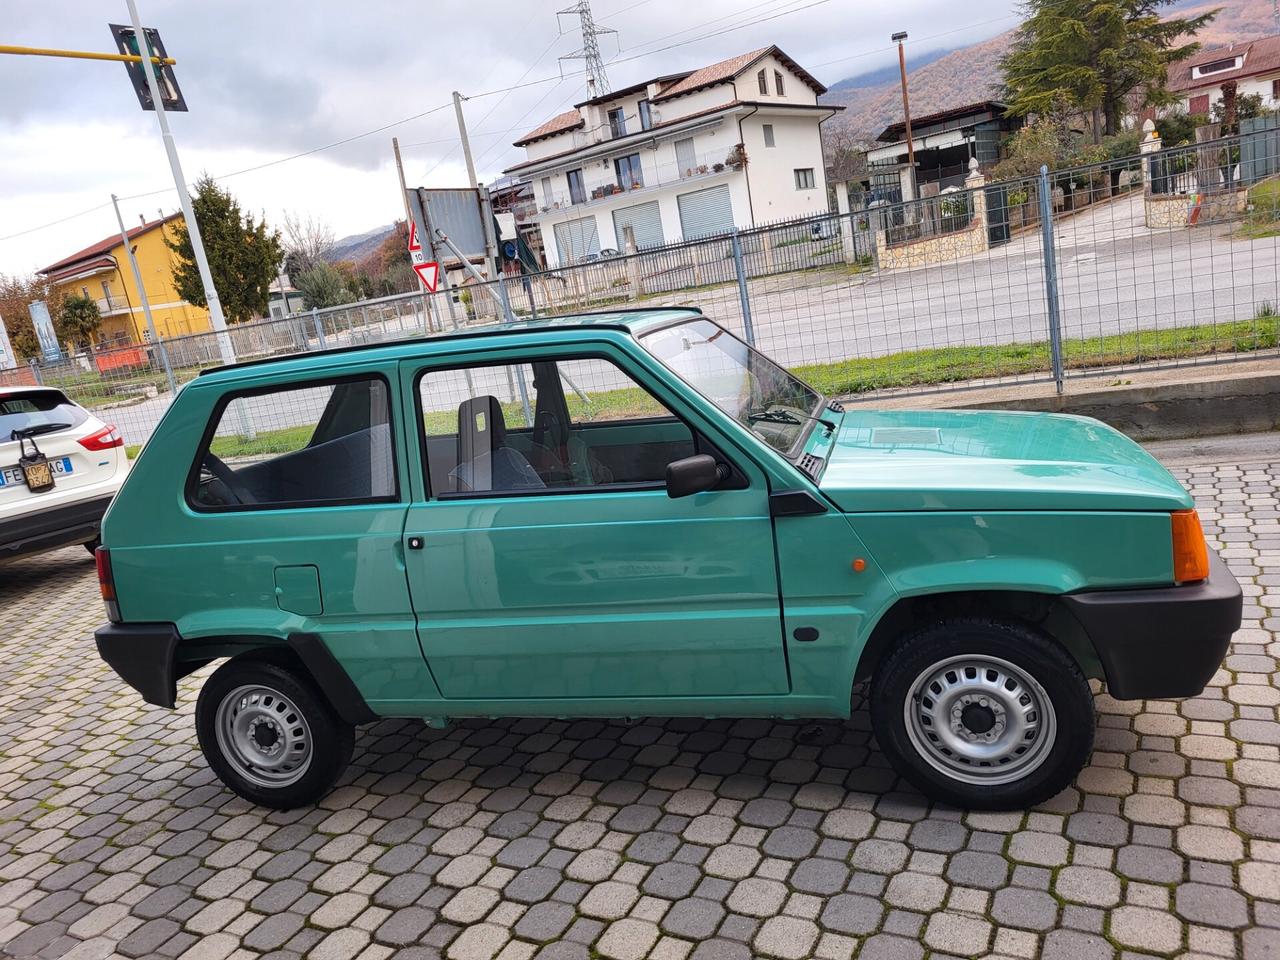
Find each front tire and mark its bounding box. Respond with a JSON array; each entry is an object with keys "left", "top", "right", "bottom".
[
  {"left": 196, "top": 657, "right": 354, "bottom": 810},
  {"left": 870, "top": 618, "right": 1094, "bottom": 810}
]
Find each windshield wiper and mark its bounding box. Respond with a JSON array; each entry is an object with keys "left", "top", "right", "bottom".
[
  {"left": 10, "top": 423, "right": 71, "bottom": 441},
  {"left": 748, "top": 409, "right": 837, "bottom": 435}
]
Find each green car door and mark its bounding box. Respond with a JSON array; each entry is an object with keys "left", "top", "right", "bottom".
[{"left": 398, "top": 343, "right": 789, "bottom": 702}]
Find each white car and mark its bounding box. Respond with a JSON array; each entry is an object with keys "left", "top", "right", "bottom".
[{"left": 0, "top": 386, "right": 128, "bottom": 562}]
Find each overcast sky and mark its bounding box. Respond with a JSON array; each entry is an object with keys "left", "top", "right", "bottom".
[{"left": 1, "top": 0, "right": 1016, "bottom": 276}]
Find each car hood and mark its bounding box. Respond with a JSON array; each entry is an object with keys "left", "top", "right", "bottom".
[{"left": 815, "top": 409, "right": 1193, "bottom": 513}]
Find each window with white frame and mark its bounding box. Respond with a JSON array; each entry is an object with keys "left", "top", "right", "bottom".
[
  {"left": 763, "top": 124, "right": 775, "bottom": 148},
  {"left": 794, "top": 168, "right": 815, "bottom": 190}
]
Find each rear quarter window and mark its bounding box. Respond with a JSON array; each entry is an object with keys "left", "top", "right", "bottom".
[
  {"left": 188, "top": 376, "right": 396, "bottom": 510},
  {"left": 0, "top": 389, "right": 89, "bottom": 439}
]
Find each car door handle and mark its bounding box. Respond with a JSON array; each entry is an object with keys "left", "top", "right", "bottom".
[{"left": 407, "top": 536, "right": 424, "bottom": 550}]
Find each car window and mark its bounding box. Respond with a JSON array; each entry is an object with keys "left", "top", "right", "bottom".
[
  {"left": 418, "top": 356, "right": 695, "bottom": 496},
  {"left": 191, "top": 377, "right": 395, "bottom": 510},
  {"left": 0, "top": 389, "right": 89, "bottom": 440}
]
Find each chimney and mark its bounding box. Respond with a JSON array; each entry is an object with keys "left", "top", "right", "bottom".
[{"left": 139, "top": 214, "right": 146, "bottom": 227}]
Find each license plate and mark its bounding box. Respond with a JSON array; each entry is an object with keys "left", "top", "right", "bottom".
[{"left": 0, "top": 457, "right": 72, "bottom": 490}]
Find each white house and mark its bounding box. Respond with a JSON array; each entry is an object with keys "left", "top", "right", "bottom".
[
  {"left": 1166, "top": 35, "right": 1280, "bottom": 116},
  {"left": 503, "top": 46, "right": 842, "bottom": 267}
]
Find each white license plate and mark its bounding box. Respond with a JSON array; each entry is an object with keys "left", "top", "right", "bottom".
[{"left": 0, "top": 457, "right": 73, "bottom": 488}]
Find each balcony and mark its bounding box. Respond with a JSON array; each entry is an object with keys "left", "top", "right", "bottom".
[
  {"left": 95, "top": 295, "right": 130, "bottom": 315},
  {"left": 533, "top": 145, "right": 747, "bottom": 215}
]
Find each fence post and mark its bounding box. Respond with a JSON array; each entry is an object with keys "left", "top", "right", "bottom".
[
  {"left": 154, "top": 335, "right": 178, "bottom": 396},
  {"left": 1037, "top": 165, "right": 1065, "bottom": 394},
  {"left": 311, "top": 308, "right": 327, "bottom": 350},
  {"left": 730, "top": 229, "right": 755, "bottom": 346},
  {"left": 28, "top": 358, "right": 42, "bottom": 385}
]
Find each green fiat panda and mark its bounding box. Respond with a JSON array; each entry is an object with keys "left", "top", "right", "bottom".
[{"left": 94, "top": 308, "right": 1241, "bottom": 810}]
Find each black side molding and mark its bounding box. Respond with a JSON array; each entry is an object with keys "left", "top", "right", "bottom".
[
  {"left": 770, "top": 489, "right": 827, "bottom": 517},
  {"left": 288, "top": 632, "right": 378, "bottom": 725},
  {"left": 95, "top": 622, "right": 182, "bottom": 708}
]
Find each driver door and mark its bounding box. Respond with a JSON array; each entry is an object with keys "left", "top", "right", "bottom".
[{"left": 399, "top": 346, "right": 789, "bottom": 703}]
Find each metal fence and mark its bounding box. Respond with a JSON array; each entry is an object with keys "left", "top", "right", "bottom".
[{"left": 8, "top": 129, "right": 1280, "bottom": 449}]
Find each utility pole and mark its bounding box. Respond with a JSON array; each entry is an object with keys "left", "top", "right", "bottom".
[
  {"left": 125, "top": 0, "right": 235, "bottom": 365},
  {"left": 453, "top": 92, "right": 478, "bottom": 190},
  {"left": 111, "top": 193, "right": 175, "bottom": 393},
  {"left": 892, "top": 30, "right": 917, "bottom": 203}
]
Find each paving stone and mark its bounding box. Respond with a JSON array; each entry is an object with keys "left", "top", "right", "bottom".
[
  {"left": 753, "top": 916, "right": 819, "bottom": 960},
  {"left": 819, "top": 893, "right": 884, "bottom": 935},
  {"left": 945, "top": 851, "right": 1009, "bottom": 889},
  {"left": 643, "top": 862, "right": 701, "bottom": 900},
  {"left": 1040, "top": 929, "right": 1115, "bottom": 960},
  {"left": 991, "top": 886, "right": 1059, "bottom": 931},
  {"left": 923, "top": 911, "right": 992, "bottom": 955},
  {"left": 856, "top": 934, "right": 924, "bottom": 960},
  {"left": 1109, "top": 905, "right": 1183, "bottom": 954},
  {"left": 660, "top": 896, "right": 725, "bottom": 940},
  {"left": 1054, "top": 865, "right": 1122, "bottom": 906},
  {"left": 513, "top": 902, "right": 575, "bottom": 943},
  {"left": 789, "top": 857, "right": 849, "bottom": 895},
  {"left": 1174, "top": 882, "right": 1250, "bottom": 929}
]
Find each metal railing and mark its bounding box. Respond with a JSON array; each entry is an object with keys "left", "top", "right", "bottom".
[{"left": 7, "top": 131, "right": 1279, "bottom": 449}]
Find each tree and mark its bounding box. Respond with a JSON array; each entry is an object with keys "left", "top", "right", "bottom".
[
  {"left": 1213, "top": 88, "right": 1265, "bottom": 135},
  {"left": 57, "top": 294, "right": 102, "bottom": 352},
  {"left": 0, "top": 274, "right": 59, "bottom": 361},
  {"left": 361, "top": 223, "right": 416, "bottom": 297},
  {"left": 293, "top": 261, "right": 350, "bottom": 309},
  {"left": 281, "top": 212, "right": 335, "bottom": 276},
  {"left": 166, "top": 176, "right": 284, "bottom": 323},
  {"left": 1001, "top": 0, "right": 1217, "bottom": 141}
]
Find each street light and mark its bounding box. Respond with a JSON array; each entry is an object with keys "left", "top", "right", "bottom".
[{"left": 892, "top": 30, "right": 917, "bottom": 201}]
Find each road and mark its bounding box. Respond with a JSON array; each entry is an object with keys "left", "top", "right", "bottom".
[
  {"left": 0, "top": 433, "right": 1276, "bottom": 959},
  {"left": 104, "top": 194, "right": 1280, "bottom": 448}
]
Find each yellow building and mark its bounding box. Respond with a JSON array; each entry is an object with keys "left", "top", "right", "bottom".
[{"left": 38, "top": 213, "right": 211, "bottom": 345}]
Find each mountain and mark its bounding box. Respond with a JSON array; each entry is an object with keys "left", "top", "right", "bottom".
[
  {"left": 821, "top": 0, "right": 1280, "bottom": 143},
  {"left": 326, "top": 224, "right": 396, "bottom": 264}
]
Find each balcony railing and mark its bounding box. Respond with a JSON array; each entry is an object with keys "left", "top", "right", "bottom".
[
  {"left": 95, "top": 295, "right": 130, "bottom": 313},
  {"left": 532, "top": 146, "right": 747, "bottom": 214}
]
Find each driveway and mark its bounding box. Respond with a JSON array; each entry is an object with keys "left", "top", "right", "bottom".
[{"left": 1, "top": 439, "right": 1276, "bottom": 960}]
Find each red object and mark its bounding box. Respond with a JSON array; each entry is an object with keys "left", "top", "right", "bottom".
[
  {"left": 95, "top": 546, "right": 120, "bottom": 621},
  {"left": 413, "top": 261, "right": 440, "bottom": 292},
  {"left": 79, "top": 424, "right": 124, "bottom": 451},
  {"left": 94, "top": 345, "right": 148, "bottom": 374},
  {"left": 408, "top": 221, "right": 421, "bottom": 252}
]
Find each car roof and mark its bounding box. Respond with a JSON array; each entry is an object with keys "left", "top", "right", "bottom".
[{"left": 196, "top": 307, "right": 704, "bottom": 383}]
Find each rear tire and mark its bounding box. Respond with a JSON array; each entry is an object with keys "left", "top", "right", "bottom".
[
  {"left": 196, "top": 657, "right": 354, "bottom": 810},
  {"left": 870, "top": 617, "right": 1094, "bottom": 810},
  {"left": 83, "top": 539, "right": 100, "bottom": 555}
]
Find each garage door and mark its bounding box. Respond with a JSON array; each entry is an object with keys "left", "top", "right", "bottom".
[
  {"left": 553, "top": 216, "right": 600, "bottom": 265},
  {"left": 677, "top": 185, "right": 734, "bottom": 240},
  {"left": 612, "top": 201, "right": 664, "bottom": 251}
]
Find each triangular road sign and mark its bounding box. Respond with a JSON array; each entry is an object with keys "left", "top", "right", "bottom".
[
  {"left": 413, "top": 260, "right": 440, "bottom": 292},
  {"left": 408, "top": 221, "right": 421, "bottom": 252}
]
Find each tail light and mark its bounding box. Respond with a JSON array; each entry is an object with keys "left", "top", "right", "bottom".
[
  {"left": 1171, "top": 509, "right": 1210, "bottom": 584},
  {"left": 79, "top": 424, "right": 124, "bottom": 451},
  {"left": 96, "top": 546, "right": 120, "bottom": 622}
]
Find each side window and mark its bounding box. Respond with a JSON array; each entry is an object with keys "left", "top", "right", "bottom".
[
  {"left": 418, "top": 356, "right": 696, "bottom": 497},
  {"left": 191, "top": 377, "right": 395, "bottom": 509}
]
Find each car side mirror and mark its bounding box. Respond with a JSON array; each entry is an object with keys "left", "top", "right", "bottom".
[{"left": 666, "top": 454, "right": 728, "bottom": 498}]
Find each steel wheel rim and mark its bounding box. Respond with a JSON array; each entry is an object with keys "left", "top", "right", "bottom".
[
  {"left": 903, "top": 654, "right": 1057, "bottom": 786},
  {"left": 214, "top": 684, "right": 313, "bottom": 788}
]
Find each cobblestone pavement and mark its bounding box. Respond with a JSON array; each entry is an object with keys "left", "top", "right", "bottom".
[{"left": 1, "top": 447, "right": 1278, "bottom": 960}]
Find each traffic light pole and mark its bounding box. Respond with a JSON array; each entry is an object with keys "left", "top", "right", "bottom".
[{"left": 125, "top": 0, "right": 235, "bottom": 365}]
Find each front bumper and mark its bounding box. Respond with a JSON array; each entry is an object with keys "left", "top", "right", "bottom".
[
  {"left": 0, "top": 494, "right": 113, "bottom": 560},
  {"left": 1063, "top": 551, "right": 1242, "bottom": 700}
]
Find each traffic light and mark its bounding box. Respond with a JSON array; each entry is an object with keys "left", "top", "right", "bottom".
[{"left": 108, "top": 23, "right": 187, "bottom": 112}]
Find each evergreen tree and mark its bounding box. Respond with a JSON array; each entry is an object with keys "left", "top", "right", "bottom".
[
  {"left": 294, "top": 261, "right": 351, "bottom": 310},
  {"left": 57, "top": 294, "right": 102, "bottom": 351},
  {"left": 165, "top": 176, "right": 284, "bottom": 323},
  {"left": 1001, "top": 0, "right": 1217, "bottom": 141}
]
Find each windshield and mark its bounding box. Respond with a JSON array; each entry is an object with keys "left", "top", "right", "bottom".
[
  {"left": 640, "top": 318, "right": 823, "bottom": 456},
  {"left": 0, "top": 389, "right": 87, "bottom": 442}
]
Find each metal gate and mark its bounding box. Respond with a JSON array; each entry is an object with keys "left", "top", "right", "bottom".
[
  {"left": 677, "top": 185, "right": 734, "bottom": 240},
  {"left": 553, "top": 216, "right": 601, "bottom": 266},
  {"left": 612, "top": 201, "right": 664, "bottom": 250}
]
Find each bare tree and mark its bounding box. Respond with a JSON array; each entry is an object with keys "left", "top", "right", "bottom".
[{"left": 281, "top": 212, "right": 336, "bottom": 277}]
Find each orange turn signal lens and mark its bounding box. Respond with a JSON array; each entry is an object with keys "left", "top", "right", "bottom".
[{"left": 1171, "top": 509, "right": 1209, "bottom": 584}]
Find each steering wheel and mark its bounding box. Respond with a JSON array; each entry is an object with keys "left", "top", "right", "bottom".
[{"left": 203, "top": 453, "right": 257, "bottom": 505}]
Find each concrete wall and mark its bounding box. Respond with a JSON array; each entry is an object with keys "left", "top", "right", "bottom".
[
  {"left": 728, "top": 53, "right": 820, "bottom": 107},
  {"left": 741, "top": 112, "right": 830, "bottom": 221},
  {"left": 1145, "top": 188, "right": 1248, "bottom": 228}
]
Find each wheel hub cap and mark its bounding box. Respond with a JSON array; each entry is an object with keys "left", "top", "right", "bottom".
[
  {"left": 214, "top": 684, "right": 313, "bottom": 789},
  {"left": 904, "top": 654, "right": 1058, "bottom": 786}
]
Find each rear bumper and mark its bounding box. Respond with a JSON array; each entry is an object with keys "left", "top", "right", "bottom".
[
  {"left": 1063, "top": 551, "right": 1242, "bottom": 700},
  {"left": 95, "top": 622, "right": 182, "bottom": 708},
  {"left": 0, "top": 494, "right": 113, "bottom": 560}
]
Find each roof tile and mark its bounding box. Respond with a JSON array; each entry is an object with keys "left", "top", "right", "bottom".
[{"left": 39, "top": 213, "right": 180, "bottom": 277}]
